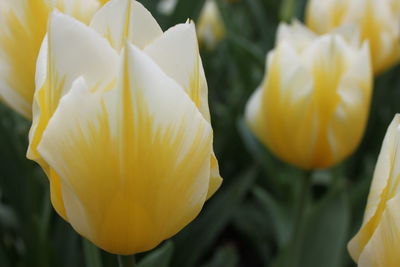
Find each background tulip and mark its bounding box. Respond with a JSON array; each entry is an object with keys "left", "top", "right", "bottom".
[
  {"left": 27, "top": 0, "right": 221, "bottom": 254},
  {"left": 348, "top": 114, "right": 400, "bottom": 266},
  {"left": 306, "top": 0, "right": 400, "bottom": 74},
  {"left": 0, "top": 0, "right": 105, "bottom": 119},
  {"left": 245, "top": 21, "right": 372, "bottom": 169},
  {"left": 197, "top": 0, "right": 225, "bottom": 51}
]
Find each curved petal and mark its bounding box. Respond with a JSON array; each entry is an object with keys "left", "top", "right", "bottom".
[
  {"left": 144, "top": 22, "right": 222, "bottom": 195},
  {"left": 27, "top": 11, "right": 118, "bottom": 163},
  {"left": 90, "top": 0, "right": 163, "bottom": 51},
  {"left": 50, "top": 0, "right": 100, "bottom": 24},
  {"left": 0, "top": 0, "right": 50, "bottom": 118},
  {"left": 348, "top": 115, "right": 400, "bottom": 262},
  {"left": 0, "top": 0, "right": 100, "bottom": 118},
  {"left": 357, "top": 195, "right": 400, "bottom": 267},
  {"left": 144, "top": 23, "right": 210, "bottom": 118},
  {"left": 38, "top": 45, "right": 213, "bottom": 254}
]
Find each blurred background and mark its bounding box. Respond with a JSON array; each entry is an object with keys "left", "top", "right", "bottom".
[{"left": 0, "top": 0, "right": 399, "bottom": 266}]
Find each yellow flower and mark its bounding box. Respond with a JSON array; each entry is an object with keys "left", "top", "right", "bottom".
[
  {"left": 348, "top": 114, "right": 400, "bottom": 266},
  {"left": 27, "top": 0, "right": 222, "bottom": 255},
  {"left": 245, "top": 21, "right": 372, "bottom": 170},
  {"left": 306, "top": 0, "right": 400, "bottom": 74},
  {"left": 0, "top": 0, "right": 108, "bottom": 119},
  {"left": 197, "top": 0, "right": 225, "bottom": 51}
]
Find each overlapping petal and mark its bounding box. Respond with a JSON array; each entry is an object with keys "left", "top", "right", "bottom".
[
  {"left": 38, "top": 45, "right": 213, "bottom": 254},
  {"left": 246, "top": 21, "right": 372, "bottom": 169},
  {"left": 348, "top": 115, "right": 400, "bottom": 264},
  {"left": 0, "top": 0, "right": 101, "bottom": 118},
  {"left": 90, "top": 0, "right": 163, "bottom": 50},
  {"left": 306, "top": 0, "right": 400, "bottom": 74},
  {"left": 27, "top": 12, "right": 119, "bottom": 218},
  {"left": 26, "top": 0, "right": 222, "bottom": 253}
]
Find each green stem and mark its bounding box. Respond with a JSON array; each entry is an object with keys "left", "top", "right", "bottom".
[
  {"left": 82, "top": 239, "right": 103, "bottom": 267},
  {"left": 118, "top": 255, "right": 136, "bottom": 267},
  {"left": 288, "top": 171, "right": 312, "bottom": 267}
]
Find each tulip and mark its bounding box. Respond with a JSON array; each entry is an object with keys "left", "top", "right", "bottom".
[
  {"left": 0, "top": 0, "right": 107, "bottom": 119},
  {"left": 27, "top": 0, "right": 222, "bottom": 254},
  {"left": 348, "top": 114, "right": 400, "bottom": 266},
  {"left": 306, "top": 0, "right": 400, "bottom": 74},
  {"left": 157, "top": 0, "right": 177, "bottom": 16},
  {"left": 197, "top": 0, "right": 225, "bottom": 51},
  {"left": 245, "top": 21, "right": 372, "bottom": 170}
]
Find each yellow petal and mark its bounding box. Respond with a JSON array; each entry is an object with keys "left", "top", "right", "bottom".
[
  {"left": 306, "top": 0, "right": 400, "bottom": 74},
  {"left": 246, "top": 26, "right": 372, "bottom": 169},
  {"left": 27, "top": 12, "right": 118, "bottom": 220},
  {"left": 358, "top": 195, "right": 400, "bottom": 267},
  {"left": 27, "top": 12, "right": 118, "bottom": 163},
  {"left": 0, "top": 0, "right": 50, "bottom": 118},
  {"left": 348, "top": 115, "right": 400, "bottom": 262},
  {"left": 90, "top": 0, "right": 163, "bottom": 51},
  {"left": 144, "top": 22, "right": 223, "bottom": 194},
  {"left": 0, "top": 0, "right": 100, "bottom": 118},
  {"left": 144, "top": 22, "right": 210, "bottom": 120},
  {"left": 37, "top": 45, "right": 213, "bottom": 254}
]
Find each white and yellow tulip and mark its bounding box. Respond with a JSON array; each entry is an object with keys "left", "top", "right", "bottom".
[
  {"left": 197, "top": 0, "right": 225, "bottom": 51},
  {"left": 0, "top": 0, "right": 106, "bottom": 118},
  {"left": 348, "top": 114, "right": 400, "bottom": 266},
  {"left": 27, "top": 0, "right": 222, "bottom": 254},
  {"left": 306, "top": 0, "right": 400, "bottom": 74},
  {"left": 245, "top": 21, "right": 372, "bottom": 169}
]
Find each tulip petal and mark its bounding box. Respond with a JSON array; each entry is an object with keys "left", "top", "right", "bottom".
[
  {"left": 0, "top": 0, "right": 50, "bottom": 118},
  {"left": 357, "top": 195, "right": 400, "bottom": 267},
  {"left": 144, "top": 23, "right": 210, "bottom": 118},
  {"left": 28, "top": 11, "right": 118, "bottom": 163},
  {"left": 90, "top": 0, "right": 163, "bottom": 51},
  {"left": 348, "top": 115, "right": 400, "bottom": 262},
  {"left": 144, "top": 22, "right": 222, "bottom": 195},
  {"left": 38, "top": 45, "right": 213, "bottom": 254}
]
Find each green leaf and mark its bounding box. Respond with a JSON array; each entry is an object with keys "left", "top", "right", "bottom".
[
  {"left": 172, "top": 168, "right": 257, "bottom": 267},
  {"left": 232, "top": 201, "right": 274, "bottom": 265},
  {"left": 298, "top": 186, "right": 350, "bottom": 267},
  {"left": 201, "top": 245, "right": 239, "bottom": 267},
  {"left": 138, "top": 241, "right": 174, "bottom": 267}
]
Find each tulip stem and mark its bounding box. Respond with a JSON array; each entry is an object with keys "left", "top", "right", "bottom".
[
  {"left": 82, "top": 239, "right": 103, "bottom": 267},
  {"left": 288, "top": 171, "right": 312, "bottom": 267},
  {"left": 118, "top": 255, "right": 136, "bottom": 267}
]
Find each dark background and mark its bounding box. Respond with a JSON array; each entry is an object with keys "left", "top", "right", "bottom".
[{"left": 0, "top": 0, "right": 399, "bottom": 266}]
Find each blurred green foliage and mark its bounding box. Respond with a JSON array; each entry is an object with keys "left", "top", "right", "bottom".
[{"left": 0, "top": 0, "right": 399, "bottom": 266}]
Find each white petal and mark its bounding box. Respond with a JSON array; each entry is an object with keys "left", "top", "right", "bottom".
[
  {"left": 37, "top": 44, "right": 213, "bottom": 254},
  {"left": 27, "top": 11, "right": 118, "bottom": 162},
  {"left": 90, "top": 0, "right": 163, "bottom": 50},
  {"left": 144, "top": 22, "right": 210, "bottom": 120}
]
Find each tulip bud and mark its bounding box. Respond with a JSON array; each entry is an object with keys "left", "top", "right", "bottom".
[
  {"left": 27, "top": 0, "right": 222, "bottom": 254},
  {"left": 0, "top": 0, "right": 105, "bottom": 119},
  {"left": 306, "top": 0, "right": 400, "bottom": 74},
  {"left": 348, "top": 114, "right": 400, "bottom": 266},
  {"left": 245, "top": 21, "right": 372, "bottom": 170},
  {"left": 197, "top": 0, "right": 225, "bottom": 51},
  {"left": 157, "top": 0, "right": 177, "bottom": 16}
]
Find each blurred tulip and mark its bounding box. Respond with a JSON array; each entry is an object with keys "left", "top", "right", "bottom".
[
  {"left": 157, "top": 0, "right": 177, "bottom": 16},
  {"left": 306, "top": 0, "right": 400, "bottom": 74},
  {"left": 27, "top": 0, "right": 222, "bottom": 254},
  {"left": 245, "top": 21, "right": 372, "bottom": 170},
  {"left": 197, "top": 0, "right": 225, "bottom": 51},
  {"left": 0, "top": 0, "right": 107, "bottom": 119},
  {"left": 348, "top": 114, "right": 400, "bottom": 266}
]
